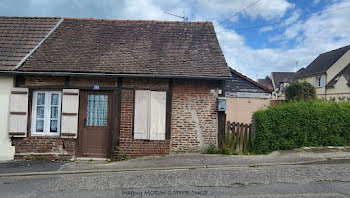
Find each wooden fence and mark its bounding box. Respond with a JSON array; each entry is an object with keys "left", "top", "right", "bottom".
[{"left": 224, "top": 121, "right": 253, "bottom": 151}]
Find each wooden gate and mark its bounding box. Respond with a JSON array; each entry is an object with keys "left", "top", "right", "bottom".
[{"left": 224, "top": 121, "right": 253, "bottom": 151}]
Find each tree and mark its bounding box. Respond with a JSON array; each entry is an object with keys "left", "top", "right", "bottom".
[{"left": 285, "top": 81, "right": 316, "bottom": 101}]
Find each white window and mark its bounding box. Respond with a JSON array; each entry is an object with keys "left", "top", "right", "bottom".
[
  {"left": 279, "top": 83, "right": 284, "bottom": 92},
  {"left": 134, "top": 90, "right": 166, "bottom": 140},
  {"left": 31, "top": 91, "right": 62, "bottom": 136},
  {"left": 313, "top": 76, "right": 325, "bottom": 87}
]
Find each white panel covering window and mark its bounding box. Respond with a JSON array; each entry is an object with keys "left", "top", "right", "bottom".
[
  {"left": 134, "top": 90, "right": 166, "bottom": 140},
  {"left": 32, "top": 91, "right": 62, "bottom": 136}
]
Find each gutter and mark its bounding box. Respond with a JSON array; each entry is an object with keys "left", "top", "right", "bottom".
[
  {"left": 13, "top": 17, "right": 64, "bottom": 71},
  {"left": 0, "top": 70, "right": 232, "bottom": 80}
]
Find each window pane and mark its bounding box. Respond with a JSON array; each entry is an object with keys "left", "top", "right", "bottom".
[
  {"left": 51, "top": 106, "right": 58, "bottom": 119},
  {"left": 87, "top": 94, "right": 108, "bottom": 126},
  {"left": 37, "top": 93, "right": 45, "bottom": 105},
  {"left": 36, "top": 120, "right": 44, "bottom": 132},
  {"left": 51, "top": 94, "right": 59, "bottom": 105},
  {"left": 50, "top": 120, "right": 58, "bottom": 132},
  {"left": 36, "top": 106, "right": 45, "bottom": 119}
]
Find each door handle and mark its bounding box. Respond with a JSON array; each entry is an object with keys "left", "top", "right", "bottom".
[{"left": 84, "top": 119, "right": 87, "bottom": 128}]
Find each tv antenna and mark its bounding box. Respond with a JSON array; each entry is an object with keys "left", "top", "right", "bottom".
[{"left": 163, "top": 11, "right": 188, "bottom": 21}]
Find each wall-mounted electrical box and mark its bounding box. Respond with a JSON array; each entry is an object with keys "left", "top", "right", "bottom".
[{"left": 217, "top": 97, "right": 226, "bottom": 112}]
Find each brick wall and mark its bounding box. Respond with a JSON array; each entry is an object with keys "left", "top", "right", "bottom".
[
  {"left": 117, "top": 89, "right": 170, "bottom": 157},
  {"left": 12, "top": 76, "right": 219, "bottom": 159},
  {"left": 118, "top": 78, "right": 218, "bottom": 157},
  {"left": 171, "top": 80, "right": 218, "bottom": 152},
  {"left": 12, "top": 137, "right": 75, "bottom": 160}
]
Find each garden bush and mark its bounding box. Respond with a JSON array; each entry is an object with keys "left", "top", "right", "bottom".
[
  {"left": 285, "top": 81, "right": 316, "bottom": 101},
  {"left": 250, "top": 100, "right": 350, "bottom": 154}
]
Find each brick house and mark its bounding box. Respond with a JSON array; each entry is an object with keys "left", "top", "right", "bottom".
[
  {"left": 2, "top": 17, "right": 231, "bottom": 159},
  {"left": 0, "top": 17, "right": 62, "bottom": 160}
]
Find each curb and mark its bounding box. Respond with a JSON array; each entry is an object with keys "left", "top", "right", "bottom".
[
  {"left": 2, "top": 158, "right": 350, "bottom": 177},
  {"left": 0, "top": 165, "right": 206, "bottom": 178}
]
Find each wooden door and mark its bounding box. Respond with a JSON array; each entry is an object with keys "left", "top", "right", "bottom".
[{"left": 79, "top": 91, "right": 112, "bottom": 158}]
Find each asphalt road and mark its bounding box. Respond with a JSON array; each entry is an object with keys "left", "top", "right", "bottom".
[{"left": 1, "top": 160, "right": 350, "bottom": 198}]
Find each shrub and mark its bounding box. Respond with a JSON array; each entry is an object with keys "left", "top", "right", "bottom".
[
  {"left": 285, "top": 81, "right": 316, "bottom": 101},
  {"left": 203, "top": 144, "right": 218, "bottom": 154},
  {"left": 250, "top": 100, "right": 350, "bottom": 154}
]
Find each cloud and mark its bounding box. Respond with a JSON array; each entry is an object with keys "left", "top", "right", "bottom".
[
  {"left": 313, "top": 0, "right": 321, "bottom": 5},
  {"left": 242, "top": 0, "right": 294, "bottom": 21},
  {"left": 216, "top": 0, "right": 350, "bottom": 79}
]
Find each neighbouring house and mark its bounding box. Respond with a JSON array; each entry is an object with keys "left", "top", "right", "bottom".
[
  {"left": 225, "top": 68, "right": 272, "bottom": 124},
  {"left": 269, "top": 72, "right": 296, "bottom": 99},
  {"left": 257, "top": 76, "right": 273, "bottom": 91},
  {"left": 1, "top": 17, "right": 231, "bottom": 159},
  {"left": 0, "top": 17, "right": 62, "bottom": 160},
  {"left": 295, "top": 45, "right": 350, "bottom": 101}
]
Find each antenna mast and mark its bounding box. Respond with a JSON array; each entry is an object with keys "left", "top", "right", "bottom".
[{"left": 163, "top": 11, "right": 188, "bottom": 21}]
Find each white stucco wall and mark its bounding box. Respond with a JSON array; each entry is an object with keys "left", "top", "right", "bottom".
[
  {"left": 299, "top": 75, "right": 326, "bottom": 99},
  {"left": 0, "top": 76, "right": 15, "bottom": 160},
  {"left": 326, "top": 75, "right": 350, "bottom": 101}
]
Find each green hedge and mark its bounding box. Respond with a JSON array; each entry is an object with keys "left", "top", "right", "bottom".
[{"left": 250, "top": 100, "right": 350, "bottom": 154}]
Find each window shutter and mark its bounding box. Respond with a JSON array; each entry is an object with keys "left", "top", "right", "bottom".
[
  {"left": 312, "top": 77, "right": 317, "bottom": 87},
  {"left": 320, "top": 76, "right": 325, "bottom": 87},
  {"left": 61, "top": 89, "right": 79, "bottom": 139},
  {"left": 8, "top": 88, "right": 28, "bottom": 137},
  {"left": 134, "top": 90, "right": 150, "bottom": 140},
  {"left": 150, "top": 91, "right": 166, "bottom": 140}
]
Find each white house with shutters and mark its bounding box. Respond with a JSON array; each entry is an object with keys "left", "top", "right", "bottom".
[
  {"left": 295, "top": 45, "right": 350, "bottom": 101},
  {"left": 0, "top": 76, "right": 16, "bottom": 160}
]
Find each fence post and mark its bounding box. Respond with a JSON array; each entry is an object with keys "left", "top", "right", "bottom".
[
  {"left": 239, "top": 123, "right": 243, "bottom": 151},
  {"left": 234, "top": 122, "right": 239, "bottom": 151},
  {"left": 225, "top": 121, "right": 230, "bottom": 147},
  {"left": 230, "top": 122, "right": 234, "bottom": 149},
  {"left": 243, "top": 124, "right": 249, "bottom": 151}
]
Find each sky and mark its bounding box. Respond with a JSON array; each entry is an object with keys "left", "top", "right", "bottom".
[{"left": 1, "top": 0, "right": 350, "bottom": 80}]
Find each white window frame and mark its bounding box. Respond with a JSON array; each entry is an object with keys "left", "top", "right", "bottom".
[
  {"left": 31, "top": 91, "right": 62, "bottom": 137},
  {"left": 314, "top": 75, "right": 325, "bottom": 88},
  {"left": 133, "top": 90, "right": 166, "bottom": 141}
]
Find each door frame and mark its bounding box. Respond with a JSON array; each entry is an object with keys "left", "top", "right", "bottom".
[{"left": 77, "top": 90, "right": 114, "bottom": 158}]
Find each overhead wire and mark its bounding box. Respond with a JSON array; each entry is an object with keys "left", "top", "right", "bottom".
[
  {"left": 216, "top": 0, "right": 263, "bottom": 26},
  {"left": 216, "top": 3, "right": 350, "bottom": 33}
]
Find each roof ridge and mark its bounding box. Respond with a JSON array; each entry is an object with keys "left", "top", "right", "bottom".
[
  {"left": 62, "top": 17, "right": 211, "bottom": 24},
  {"left": 319, "top": 44, "right": 350, "bottom": 55},
  {"left": 0, "top": 16, "right": 61, "bottom": 19},
  {"left": 13, "top": 17, "right": 64, "bottom": 71}
]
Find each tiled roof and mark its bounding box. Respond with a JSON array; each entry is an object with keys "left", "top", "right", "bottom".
[
  {"left": 0, "top": 17, "right": 61, "bottom": 71},
  {"left": 295, "top": 45, "right": 350, "bottom": 78},
  {"left": 271, "top": 72, "right": 296, "bottom": 87},
  {"left": 257, "top": 76, "right": 273, "bottom": 91},
  {"left": 19, "top": 18, "right": 231, "bottom": 78}
]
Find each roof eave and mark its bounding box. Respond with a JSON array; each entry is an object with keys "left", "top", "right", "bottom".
[
  {"left": 295, "top": 71, "right": 327, "bottom": 79},
  {"left": 0, "top": 70, "right": 231, "bottom": 80}
]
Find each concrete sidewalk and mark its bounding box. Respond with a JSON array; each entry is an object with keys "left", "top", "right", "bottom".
[
  {"left": 63, "top": 148, "right": 350, "bottom": 171},
  {"left": 1, "top": 148, "right": 350, "bottom": 177}
]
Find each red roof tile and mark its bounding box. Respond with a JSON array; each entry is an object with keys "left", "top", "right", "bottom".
[
  {"left": 0, "top": 17, "right": 61, "bottom": 70},
  {"left": 19, "top": 18, "right": 231, "bottom": 78}
]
